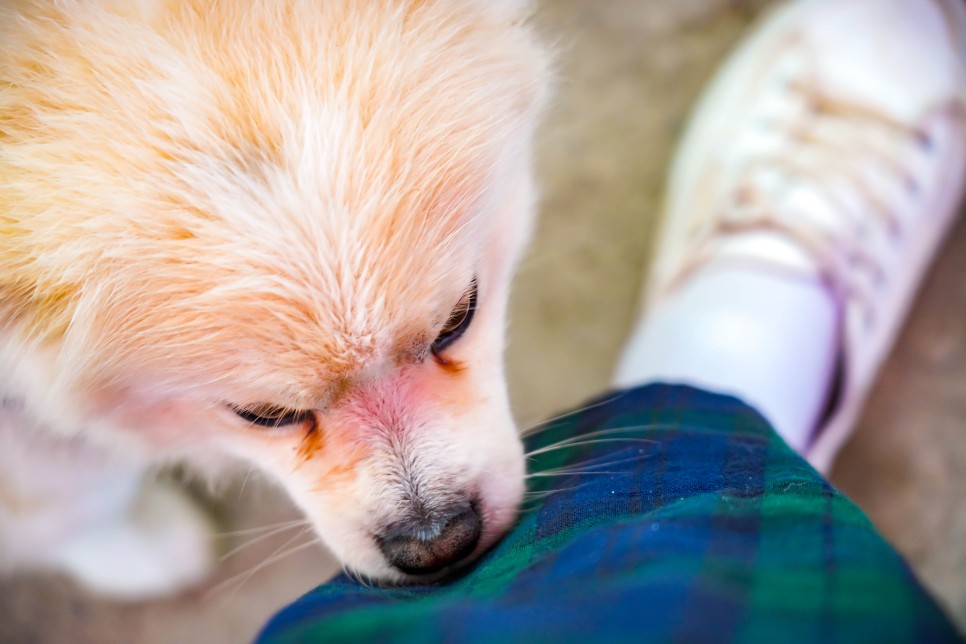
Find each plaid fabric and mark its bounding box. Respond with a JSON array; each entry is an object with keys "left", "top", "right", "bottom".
[{"left": 258, "top": 384, "right": 961, "bottom": 643}]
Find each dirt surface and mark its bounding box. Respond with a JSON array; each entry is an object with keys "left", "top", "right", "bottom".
[{"left": 2, "top": 1, "right": 963, "bottom": 641}]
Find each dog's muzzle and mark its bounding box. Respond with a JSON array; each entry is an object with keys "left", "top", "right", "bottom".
[{"left": 377, "top": 501, "right": 482, "bottom": 576}]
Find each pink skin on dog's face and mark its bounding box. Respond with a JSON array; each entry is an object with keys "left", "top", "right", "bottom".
[{"left": 0, "top": 1, "right": 549, "bottom": 580}]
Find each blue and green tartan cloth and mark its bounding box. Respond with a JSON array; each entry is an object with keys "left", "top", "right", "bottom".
[{"left": 258, "top": 384, "right": 961, "bottom": 643}]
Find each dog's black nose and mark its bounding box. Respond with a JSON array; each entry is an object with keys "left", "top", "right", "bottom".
[{"left": 378, "top": 504, "right": 482, "bottom": 576}]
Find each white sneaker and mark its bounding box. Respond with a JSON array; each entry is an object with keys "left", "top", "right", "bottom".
[{"left": 630, "top": 0, "right": 966, "bottom": 471}]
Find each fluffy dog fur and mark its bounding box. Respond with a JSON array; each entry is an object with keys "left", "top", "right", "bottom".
[{"left": 0, "top": 0, "right": 549, "bottom": 597}]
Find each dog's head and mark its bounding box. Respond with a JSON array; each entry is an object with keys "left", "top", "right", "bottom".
[{"left": 0, "top": 0, "right": 549, "bottom": 580}]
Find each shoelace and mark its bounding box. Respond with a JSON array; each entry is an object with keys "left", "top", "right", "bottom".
[{"left": 670, "top": 64, "right": 944, "bottom": 325}]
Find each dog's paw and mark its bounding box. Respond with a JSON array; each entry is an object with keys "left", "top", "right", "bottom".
[{"left": 54, "top": 480, "right": 216, "bottom": 601}]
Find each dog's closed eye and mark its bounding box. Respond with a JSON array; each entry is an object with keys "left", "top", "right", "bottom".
[
  {"left": 431, "top": 280, "right": 478, "bottom": 355},
  {"left": 231, "top": 404, "right": 314, "bottom": 430}
]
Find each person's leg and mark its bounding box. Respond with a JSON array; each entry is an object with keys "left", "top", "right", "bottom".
[
  {"left": 615, "top": 0, "right": 966, "bottom": 471},
  {"left": 614, "top": 267, "right": 838, "bottom": 453},
  {"left": 259, "top": 384, "right": 961, "bottom": 642}
]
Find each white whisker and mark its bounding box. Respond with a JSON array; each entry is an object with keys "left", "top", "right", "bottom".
[
  {"left": 212, "top": 517, "right": 309, "bottom": 539},
  {"left": 236, "top": 466, "right": 258, "bottom": 502},
  {"left": 219, "top": 519, "right": 312, "bottom": 562},
  {"left": 519, "top": 393, "right": 628, "bottom": 437},
  {"left": 205, "top": 527, "right": 320, "bottom": 605},
  {"left": 526, "top": 435, "right": 658, "bottom": 459}
]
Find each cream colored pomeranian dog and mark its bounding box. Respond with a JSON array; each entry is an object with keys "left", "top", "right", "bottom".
[{"left": 0, "top": 0, "right": 549, "bottom": 598}]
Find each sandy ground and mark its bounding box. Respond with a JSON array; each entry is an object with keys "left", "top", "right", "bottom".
[{"left": 2, "top": 1, "right": 964, "bottom": 641}]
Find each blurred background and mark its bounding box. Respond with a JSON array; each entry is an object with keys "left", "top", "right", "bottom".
[{"left": 1, "top": 1, "right": 963, "bottom": 641}]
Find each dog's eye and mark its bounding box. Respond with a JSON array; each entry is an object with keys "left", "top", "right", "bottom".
[
  {"left": 232, "top": 404, "right": 313, "bottom": 429},
  {"left": 431, "top": 280, "right": 478, "bottom": 354}
]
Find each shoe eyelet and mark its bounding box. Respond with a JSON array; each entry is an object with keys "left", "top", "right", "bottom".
[
  {"left": 904, "top": 176, "right": 921, "bottom": 197},
  {"left": 874, "top": 267, "right": 888, "bottom": 290},
  {"left": 914, "top": 129, "right": 935, "bottom": 154},
  {"left": 888, "top": 223, "right": 903, "bottom": 245},
  {"left": 864, "top": 309, "right": 876, "bottom": 331}
]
